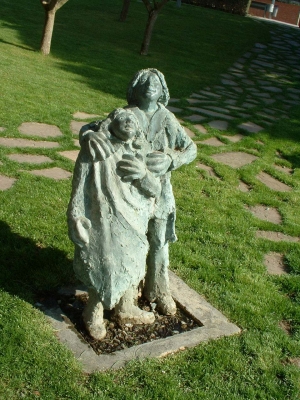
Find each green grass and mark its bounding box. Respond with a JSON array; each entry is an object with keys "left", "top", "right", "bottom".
[{"left": 1, "top": 0, "right": 300, "bottom": 399}]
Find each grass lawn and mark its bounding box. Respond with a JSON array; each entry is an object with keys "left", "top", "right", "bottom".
[{"left": 0, "top": 0, "right": 300, "bottom": 398}]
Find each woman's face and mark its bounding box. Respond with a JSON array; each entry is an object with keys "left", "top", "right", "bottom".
[{"left": 135, "top": 72, "right": 162, "bottom": 103}]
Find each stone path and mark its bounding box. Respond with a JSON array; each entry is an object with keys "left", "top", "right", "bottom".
[{"left": 0, "top": 24, "right": 299, "bottom": 274}]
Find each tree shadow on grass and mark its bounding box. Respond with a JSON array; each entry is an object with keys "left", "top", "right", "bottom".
[{"left": 0, "top": 220, "right": 74, "bottom": 302}]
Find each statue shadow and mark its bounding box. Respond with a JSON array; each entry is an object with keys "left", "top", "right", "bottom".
[{"left": 0, "top": 220, "right": 74, "bottom": 303}]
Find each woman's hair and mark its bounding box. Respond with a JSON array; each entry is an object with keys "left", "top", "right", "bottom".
[{"left": 126, "top": 68, "right": 170, "bottom": 106}]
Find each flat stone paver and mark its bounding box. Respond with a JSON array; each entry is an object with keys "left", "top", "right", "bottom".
[
  {"left": 264, "top": 252, "right": 287, "bottom": 275},
  {"left": 238, "top": 181, "right": 250, "bottom": 192},
  {"left": 196, "top": 163, "right": 219, "bottom": 179},
  {"left": 0, "top": 175, "right": 16, "bottom": 190},
  {"left": 208, "top": 121, "right": 228, "bottom": 131},
  {"left": 246, "top": 205, "right": 281, "bottom": 224},
  {"left": 169, "top": 98, "right": 180, "bottom": 103},
  {"left": 0, "top": 138, "right": 60, "bottom": 149},
  {"left": 166, "top": 106, "right": 183, "bottom": 113},
  {"left": 27, "top": 167, "right": 72, "bottom": 180},
  {"left": 73, "top": 139, "right": 80, "bottom": 148},
  {"left": 211, "top": 152, "right": 257, "bottom": 168},
  {"left": 274, "top": 165, "right": 293, "bottom": 174},
  {"left": 70, "top": 121, "right": 87, "bottom": 134},
  {"left": 187, "top": 107, "right": 234, "bottom": 120},
  {"left": 194, "top": 124, "right": 207, "bottom": 134},
  {"left": 59, "top": 150, "right": 80, "bottom": 162},
  {"left": 256, "top": 172, "right": 292, "bottom": 192},
  {"left": 73, "top": 112, "right": 100, "bottom": 119},
  {"left": 256, "top": 231, "right": 300, "bottom": 243},
  {"left": 7, "top": 154, "right": 53, "bottom": 164},
  {"left": 200, "top": 138, "right": 224, "bottom": 147},
  {"left": 184, "top": 127, "right": 195, "bottom": 138},
  {"left": 222, "top": 134, "right": 243, "bottom": 143},
  {"left": 184, "top": 115, "right": 206, "bottom": 122},
  {"left": 238, "top": 122, "right": 264, "bottom": 133},
  {"left": 18, "top": 122, "right": 63, "bottom": 138}
]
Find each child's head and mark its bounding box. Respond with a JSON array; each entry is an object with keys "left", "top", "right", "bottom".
[{"left": 108, "top": 109, "right": 139, "bottom": 142}]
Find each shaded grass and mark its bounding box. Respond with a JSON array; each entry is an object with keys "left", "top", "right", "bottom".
[{"left": 0, "top": 0, "right": 300, "bottom": 399}]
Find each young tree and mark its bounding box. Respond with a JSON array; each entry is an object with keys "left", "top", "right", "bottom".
[
  {"left": 140, "top": 0, "right": 169, "bottom": 56},
  {"left": 120, "top": 0, "right": 131, "bottom": 22},
  {"left": 40, "top": 0, "right": 69, "bottom": 55}
]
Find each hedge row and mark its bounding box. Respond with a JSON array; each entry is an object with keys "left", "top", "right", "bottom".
[{"left": 180, "top": 0, "right": 252, "bottom": 16}]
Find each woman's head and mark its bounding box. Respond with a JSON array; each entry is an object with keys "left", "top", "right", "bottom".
[{"left": 126, "top": 69, "right": 170, "bottom": 106}]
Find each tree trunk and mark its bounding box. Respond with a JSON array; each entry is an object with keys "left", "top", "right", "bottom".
[
  {"left": 40, "top": 9, "right": 56, "bottom": 55},
  {"left": 120, "top": 0, "right": 131, "bottom": 22},
  {"left": 140, "top": 10, "right": 158, "bottom": 55}
]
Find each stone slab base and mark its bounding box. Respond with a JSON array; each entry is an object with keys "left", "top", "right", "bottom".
[{"left": 44, "top": 271, "right": 240, "bottom": 373}]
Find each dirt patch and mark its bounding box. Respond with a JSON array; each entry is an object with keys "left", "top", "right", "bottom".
[
  {"left": 246, "top": 205, "right": 282, "bottom": 224},
  {"left": 211, "top": 151, "right": 258, "bottom": 168},
  {"left": 279, "top": 320, "right": 292, "bottom": 335},
  {"left": 264, "top": 252, "right": 287, "bottom": 275}
]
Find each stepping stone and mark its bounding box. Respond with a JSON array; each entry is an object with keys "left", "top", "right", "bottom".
[
  {"left": 264, "top": 87, "right": 282, "bottom": 93},
  {"left": 224, "top": 99, "right": 237, "bottom": 105},
  {"left": 187, "top": 107, "right": 234, "bottom": 120},
  {"left": 73, "top": 112, "right": 100, "bottom": 119},
  {"left": 246, "top": 205, "right": 282, "bottom": 224},
  {"left": 28, "top": 167, "right": 72, "bottom": 180},
  {"left": 232, "top": 88, "right": 243, "bottom": 93},
  {"left": 18, "top": 122, "right": 63, "bottom": 138},
  {"left": 242, "top": 79, "right": 255, "bottom": 85},
  {"left": 196, "top": 163, "right": 219, "bottom": 178},
  {"left": 264, "top": 252, "right": 287, "bottom": 275},
  {"left": 187, "top": 98, "right": 203, "bottom": 104},
  {"left": 73, "top": 139, "right": 80, "bottom": 148},
  {"left": 256, "top": 231, "right": 300, "bottom": 243},
  {"left": 0, "top": 138, "right": 59, "bottom": 149},
  {"left": 211, "top": 152, "right": 257, "bottom": 168},
  {"left": 190, "top": 93, "right": 207, "bottom": 99},
  {"left": 166, "top": 106, "right": 183, "bottom": 113},
  {"left": 256, "top": 140, "right": 264, "bottom": 145},
  {"left": 257, "top": 113, "right": 277, "bottom": 122},
  {"left": 0, "top": 175, "right": 16, "bottom": 191},
  {"left": 208, "top": 121, "right": 228, "bottom": 131},
  {"left": 199, "top": 90, "right": 221, "bottom": 98},
  {"left": 252, "top": 60, "right": 274, "bottom": 68},
  {"left": 169, "top": 98, "right": 180, "bottom": 103},
  {"left": 7, "top": 154, "right": 53, "bottom": 164},
  {"left": 289, "top": 358, "right": 300, "bottom": 368},
  {"left": 0, "top": 127, "right": 6, "bottom": 132},
  {"left": 194, "top": 124, "right": 207, "bottom": 134},
  {"left": 200, "top": 138, "right": 224, "bottom": 147},
  {"left": 227, "top": 106, "right": 244, "bottom": 111},
  {"left": 221, "top": 79, "right": 238, "bottom": 86},
  {"left": 238, "top": 181, "right": 250, "bottom": 192},
  {"left": 274, "top": 165, "right": 293, "bottom": 174},
  {"left": 237, "top": 113, "right": 251, "bottom": 118},
  {"left": 242, "top": 102, "right": 256, "bottom": 108},
  {"left": 184, "top": 115, "right": 205, "bottom": 122},
  {"left": 255, "top": 43, "right": 267, "bottom": 49},
  {"left": 206, "top": 106, "right": 230, "bottom": 114},
  {"left": 256, "top": 172, "right": 292, "bottom": 192},
  {"left": 70, "top": 121, "right": 87, "bottom": 134},
  {"left": 183, "top": 127, "right": 195, "bottom": 138},
  {"left": 222, "top": 134, "right": 243, "bottom": 143},
  {"left": 238, "top": 122, "right": 263, "bottom": 133},
  {"left": 59, "top": 150, "right": 80, "bottom": 162}
]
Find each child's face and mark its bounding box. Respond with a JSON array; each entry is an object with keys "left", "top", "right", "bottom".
[{"left": 111, "top": 112, "right": 137, "bottom": 141}]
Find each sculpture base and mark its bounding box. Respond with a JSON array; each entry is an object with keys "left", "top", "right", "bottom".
[{"left": 41, "top": 271, "right": 240, "bottom": 373}]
